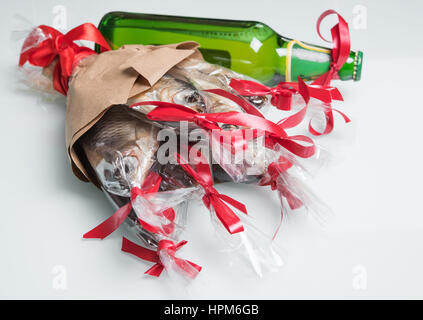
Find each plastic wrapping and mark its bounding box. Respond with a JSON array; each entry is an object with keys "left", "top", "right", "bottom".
[
  {"left": 169, "top": 59, "right": 273, "bottom": 184},
  {"left": 169, "top": 59, "right": 271, "bottom": 115},
  {"left": 121, "top": 237, "right": 201, "bottom": 284},
  {"left": 158, "top": 242, "right": 202, "bottom": 284},
  {"left": 209, "top": 206, "right": 284, "bottom": 277},
  {"left": 125, "top": 59, "right": 273, "bottom": 184},
  {"left": 259, "top": 145, "right": 333, "bottom": 235},
  {"left": 15, "top": 25, "right": 57, "bottom": 95},
  {"left": 131, "top": 186, "right": 197, "bottom": 240},
  {"left": 79, "top": 105, "right": 202, "bottom": 244},
  {"left": 173, "top": 149, "right": 283, "bottom": 277}
]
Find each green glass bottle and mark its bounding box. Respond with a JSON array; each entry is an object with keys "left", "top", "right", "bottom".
[{"left": 97, "top": 11, "right": 363, "bottom": 85}]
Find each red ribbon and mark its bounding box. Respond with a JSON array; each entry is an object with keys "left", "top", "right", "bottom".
[
  {"left": 308, "top": 10, "right": 351, "bottom": 135},
  {"left": 276, "top": 76, "right": 350, "bottom": 133},
  {"left": 132, "top": 101, "right": 221, "bottom": 131},
  {"left": 219, "top": 11, "right": 350, "bottom": 136},
  {"left": 313, "top": 10, "right": 351, "bottom": 87},
  {"left": 259, "top": 157, "right": 304, "bottom": 239},
  {"left": 83, "top": 172, "right": 175, "bottom": 239},
  {"left": 19, "top": 23, "right": 111, "bottom": 95},
  {"left": 175, "top": 152, "right": 247, "bottom": 234},
  {"left": 199, "top": 86, "right": 317, "bottom": 158},
  {"left": 228, "top": 78, "right": 343, "bottom": 111},
  {"left": 121, "top": 238, "right": 201, "bottom": 277},
  {"left": 229, "top": 79, "right": 297, "bottom": 111},
  {"left": 129, "top": 175, "right": 176, "bottom": 236},
  {"left": 138, "top": 100, "right": 315, "bottom": 159},
  {"left": 132, "top": 101, "right": 248, "bottom": 154},
  {"left": 211, "top": 75, "right": 350, "bottom": 137}
]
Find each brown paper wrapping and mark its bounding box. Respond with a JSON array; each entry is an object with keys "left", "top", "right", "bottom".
[{"left": 65, "top": 42, "right": 203, "bottom": 185}]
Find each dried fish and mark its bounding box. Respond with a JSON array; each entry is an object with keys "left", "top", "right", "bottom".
[
  {"left": 128, "top": 74, "right": 206, "bottom": 113},
  {"left": 80, "top": 106, "right": 159, "bottom": 197}
]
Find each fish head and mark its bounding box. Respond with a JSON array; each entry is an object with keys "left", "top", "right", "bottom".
[
  {"left": 158, "top": 76, "right": 206, "bottom": 112},
  {"left": 81, "top": 106, "right": 159, "bottom": 197},
  {"left": 94, "top": 146, "right": 144, "bottom": 197}
]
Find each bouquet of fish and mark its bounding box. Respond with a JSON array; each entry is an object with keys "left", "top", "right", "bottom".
[{"left": 18, "top": 20, "right": 351, "bottom": 281}]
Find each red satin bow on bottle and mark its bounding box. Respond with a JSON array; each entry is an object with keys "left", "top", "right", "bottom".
[
  {"left": 121, "top": 237, "right": 201, "bottom": 277},
  {"left": 175, "top": 152, "right": 248, "bottom": 234},
  {"left": 259, "top": 157, "right": 304, "bottom": 239},
  {"left": 19, "top": 23, "right": 111, "bottom": 95},
  {"left": 83, "top": 172, "right": 175, "bottom": 239},
  {"left": 308, "top": 10, "right": 351, "bottom": 135},
  {"left": 313, "top": 10, "right": 351, "bottom": 87}
]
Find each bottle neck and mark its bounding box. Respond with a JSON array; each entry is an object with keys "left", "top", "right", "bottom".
[
  {"left": 339, "top": 50, "right": 363, "bottom": 81},
  {"left": 278, "top": 35, "right": 362, "bottom": 83}
]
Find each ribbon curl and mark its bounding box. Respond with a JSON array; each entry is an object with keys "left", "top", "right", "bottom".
[
  {"left": 223, "top": 11, "right": 351, "bottom": 136},
  {"left": 121, "top": 238, "right": 201, "bottom": 277},
  {"left": 309, "top": 10, "right": 351, "bottom": 135},
  {"left": 19, "top": 23, "right": 110, "bottom": 95},
  {"left": 313, "top": 10, "right": 351, "bottom": 87},
  {"left": 209, "top": 75, "right": 349, "bottom": 137},
  {"left": 200, "top": 83, "right": 317, "bottom": 158},
  {"left": 175, "top": 152, "right": 247, "bottom": 234},
  {"left": 83, "top": 172, "right": 175, "bottom": 239}
]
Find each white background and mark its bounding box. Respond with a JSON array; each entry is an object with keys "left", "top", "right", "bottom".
[{"left": 1, "top": 0, "right": 422, "bottom": 299}]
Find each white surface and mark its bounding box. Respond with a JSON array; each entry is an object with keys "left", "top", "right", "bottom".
[{"left": 1, "top": 0, "right": 423, "bottom": 299}]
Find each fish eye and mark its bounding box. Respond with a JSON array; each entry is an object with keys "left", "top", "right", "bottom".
[
  {"left": 185, "top": 92, "right": 200, "bottom": 104},
  {"left": 104, "top": 169, "right": 112, "bottom": 180},
  {"left": 173, "top": 89, "right": 205, "bottom": 110},
  {"left": 245, "top": 95, "right": 267, "bottom": 107},
  {"left": 121, "top": 156, "right": 138, "bottom": 177},
  {"left": 113, "top": 168, "right": 122, "bottom": 179}
]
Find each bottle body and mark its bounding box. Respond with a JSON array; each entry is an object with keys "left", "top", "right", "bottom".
[{"left": 98, "top": 12, "right": 362, "bottom": 85}]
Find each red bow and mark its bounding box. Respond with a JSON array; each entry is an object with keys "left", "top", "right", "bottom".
[
  {"left": 19, "top": 23, "right": 110, "bottom": 95},
  {"left": 313, "top": 10, "right": 351, "bottom": 87},
  {"left": 230, "top": 79, "right": 297, "bottom": 111},
  {"left": 208, "top": 77, "right": 349, "bottom": 139},
  {"left": 275, "top": 77, "right": 350, "bottom": 136},
  {"left": 133, "top": 101, "right": 248, "bottom": 154},
  {"left": 132, "top": 101, "right": 221, "bottom": 131},
  {"left": 199, "top": 87, "right": 317, "bottom": 158},
  {"left": 83, "top": 172, "right": 175, "bottom": 239},
  {"left": 228, "top": 76, "right": 347, "bottom": 136},
  {"left": 308, "top": 10, "right": 351, "bottom": 135},
  {"left": 228, "top": 78, "right": 343, "bottom": 111},
  {"left": 121, "top": 238, "right": 201, "bottom": 277},
  {"left": 175, "top": 152, "right": 247, "bottom": 234},
  {"left": 139, "top": 100, "right": 315, "bottom": 159},
  {"left": 259, "top": 157, "right": 304, "bottom": 239}
]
